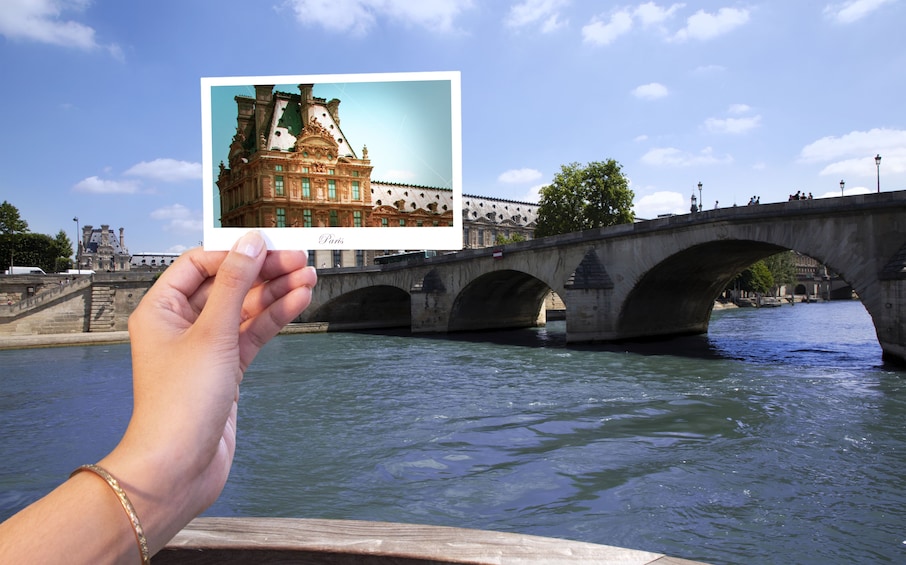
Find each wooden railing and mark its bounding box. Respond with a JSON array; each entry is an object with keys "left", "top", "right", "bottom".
[{"left": 157, "top": 517, "right": 708, "bottom": 564}]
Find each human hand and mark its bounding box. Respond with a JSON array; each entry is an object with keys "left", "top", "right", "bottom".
[{"left": 103, "top": 231, "right": 317, "bottom": 553}]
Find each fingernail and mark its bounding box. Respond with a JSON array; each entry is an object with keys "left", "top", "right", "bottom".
[{"left": 235, "top": 231, "right": 265, "bottom": 258}]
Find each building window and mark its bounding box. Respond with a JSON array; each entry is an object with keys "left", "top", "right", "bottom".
[
  {"left": 332, "top": 250, "right": 341, "bottom": 267},
  {"left": 351, "top": 181, "right": 360, "bottom": 200},
  {"left": 329, "top": 210, "right": 338, "bottom": 227},
  {"left": 328, "top": 179, "right": 336, "bottom": 200},
  {"left": 328, "top": 169, "right": 335, "bottom": 175},
  {"left": 353, "top": 211, "right": 362, "bottom": 227},
  {"left": 352, "top": 170, "right": 359, "bottom": 177},
  {"left": 275, "top": 164, "right": 283, "bottom": 172},
  {"left": 275, "top": 176, "right": 284, "bottom": 197},
  {"left": 399, "top": 219, "right": 406, "bottom": 227},
  {"left": 276, "top": 208, "right": 286, "bottom": 227},
  {"left": 416, "top": 220, "right": 423, "bottom": 227},
  {"left": 381, "top": 218, "right": 389, "bottom": 227},
  {"left": 303, "top": 209, "right": 312, "bottom": 227},
  {"left": 301, "top": 167, "right": 309, "bottom": 173},
  {"left": 355, "top": 250, "right": 364, "bottom": 267},
  {"left": 302, "top": 178, "right": 310, "bottom": 198}
]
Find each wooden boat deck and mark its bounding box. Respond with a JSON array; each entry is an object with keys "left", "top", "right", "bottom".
[{"left": 157, "top": 517, "right": 710, "bottom": 564}]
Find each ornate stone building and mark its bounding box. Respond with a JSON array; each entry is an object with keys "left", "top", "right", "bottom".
[
  {"left": 78, "top": 225, "right": 131, "bottom": 272},
  {"left": 216, "top": 83, "right": 536, "bottom": 267},
  {"left": 217, "top": 84, "right": 454, "bottom": 232}
]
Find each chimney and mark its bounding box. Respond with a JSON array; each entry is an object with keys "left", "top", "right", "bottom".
[
  {"left": 254, "top": 85, "right": 274, "bottom": 146},
  {"left": 299, "top": 84, "right": 314, "bottom": 126}
]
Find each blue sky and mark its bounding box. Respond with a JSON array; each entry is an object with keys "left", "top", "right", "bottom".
[{"left": 1, "top": 0, "right": 904, "bottom": 254}]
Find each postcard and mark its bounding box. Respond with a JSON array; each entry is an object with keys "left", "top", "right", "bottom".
[{"left": 201, "top": 71, "right": 462, "bottom": 251}]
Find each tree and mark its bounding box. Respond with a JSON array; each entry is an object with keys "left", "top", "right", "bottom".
[
  {"left": 736, "top": 260, "right": 774, "bottom": 295},
  {"left": 495, "top": 232, "right": 526, "bottom": 245},
  {"left": 52, "top": 229, "right": 74, "bottom": 272},
  {"left": 0, "top": 201, "right": 29, "bottom": 235},
  {"left": 763, "top": 251, "right": 797, "bottom": 294},
  {"left": 534, "top": 160, "right": 635, "bottom": 238},
  {"left": 0, "top": 233, "right": 61, "bottom": 273}
]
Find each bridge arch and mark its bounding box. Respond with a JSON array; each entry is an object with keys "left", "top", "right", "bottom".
[
  {"left": 448, "top": 269, "right": 550, "bottom": 332},
  {"left": 311, "top": 285, "right": 410, "bottom": 331},
  {"left": 618, "top": 240, "right": 788, "bottom": 338}
]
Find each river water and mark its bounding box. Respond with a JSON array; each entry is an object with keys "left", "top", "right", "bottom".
[{"left": 1, "top": 301, "right": 904, "bottom": 564}]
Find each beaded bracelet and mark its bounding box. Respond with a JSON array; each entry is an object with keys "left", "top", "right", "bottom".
[{"left": 71, "top": 464, "right": 151, "bottom": 565}]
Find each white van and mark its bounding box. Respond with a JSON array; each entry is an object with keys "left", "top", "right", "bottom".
[{"left": 4, "top": 266, "right": 46, "bottom": 275}]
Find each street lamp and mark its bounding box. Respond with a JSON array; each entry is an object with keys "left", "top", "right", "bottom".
[
  {"left": 72, "top": 217, "right": 80, "bottom": 271},
  {"left": 697, "top": 181, "right": 703, "bottom": 212},
  {"left": 875, "top": 154, "right": 881, "bottom": 193},
  {"left": 839, "top": 179, "right": 845, "bottom": 197}
]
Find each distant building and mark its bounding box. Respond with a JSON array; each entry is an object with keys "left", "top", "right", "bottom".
[
  {"left": 131, "top": 253, "right": 180, "bottom": 272},
  {"left": 78, "top": 225, "right": 131, "bottom": 272}
]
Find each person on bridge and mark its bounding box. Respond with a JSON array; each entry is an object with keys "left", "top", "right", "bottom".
[{"left": 0, "top": 230, "right": 318, "bottom": 564}]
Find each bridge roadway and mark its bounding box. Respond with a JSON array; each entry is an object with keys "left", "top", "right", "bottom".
[{"left": 299, "top": 190, "right": 906, "bottom": 365}]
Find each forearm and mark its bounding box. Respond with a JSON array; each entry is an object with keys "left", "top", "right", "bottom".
[{"left": 0, "top": 471, "right": 144, "bottom": 564}]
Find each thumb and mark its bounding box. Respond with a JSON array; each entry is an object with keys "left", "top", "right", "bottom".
[{"left": 197, "top": 231, "right": 267, "bottom": 332}]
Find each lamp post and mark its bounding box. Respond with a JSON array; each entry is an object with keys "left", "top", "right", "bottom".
[
  {"left": 72, "top": 217, "right": 80, "bottom": 271},
  {"left": 697, "top": 181, "right": 703, "bottom": 212},
  {"left": 875, "top": 154, "right": 881, "bottom": 193},
  {"left": 839, "top": 179, "right": 845, "bottom": 197}
]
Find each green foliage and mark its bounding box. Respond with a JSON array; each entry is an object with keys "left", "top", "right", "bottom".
[
  {"left": 495, "top": 232, "right": 526, "bottom": 245},
  {"left": 534, "top": 160, "right": 635, "bottom": 238},
  {"left": 0, "top": 201, "right": 29, "bottom": 235},
  {"left": 763, "top": 251, "right": 797, "bottom": 289},
  {"left": 0, "top": 233, "right": 64, "bottom": 273},
  {"left": 0, "top": 205, "right": 74, "bottom": 273},
  {"left": 736, "top": 260, "right": 774, "bottom": 294}
]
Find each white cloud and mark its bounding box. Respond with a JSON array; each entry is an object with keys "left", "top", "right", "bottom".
[
  {"left": 673, "top": 7, "right": 749, "bottom": 41},
  {"left": 522, "top": 184, "right": 545, "bottom": 203},
  {"left": 151, "top": 204, "right": 203, "bottom": 234},
  {"left": 632, "top": 82, "right": 669, "bottom": 100},
  {"left": 498, "top": 168, "right": 543, "bottom": 183},
  {"left": 728, "top": 103, "right": 751, "bottom": 115},
  {"left": 641, "top": 146, "right": 733, "bottom": 167},
  {"left": 824, "top": 0, "right": 895, "bottom": 24},
  {"left": 798, "top": 128, "right": 906, "bottom": 182},
  {"left": 285, "top": 0, "right": 474, "bottom": 35},
  {"left": 799, "top": 128, "right": 906, "bottom": 163},
  {"left": 124, "top": 159, "right": 202, "bottom": 182},
  {"left": 704, "top": 115, "right": 762, "bottom": 134},
  {"left": 0, "top": 0, "right": 121, "bottom": 56},
  {"left": 73, "top": 176, "right": 141, "bottom": 194},
  {"left": 634, "top": 134, "right": 649, "bottom": 142},
  {"left": 633, "top": 2, "right": 684, "bottom": 28},
  {"left": 582, "top": 9, "right": 633, "bottom": 45},
  {"left": 633, "top": 190, "right": 687, "bottom": 218},
  {"left": 504, "top": 0, "right": 569, "bottom": 32}
]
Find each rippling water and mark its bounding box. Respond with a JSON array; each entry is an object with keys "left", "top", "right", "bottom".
[{"left": 2, "top": 301, "right": 905, "bottom": 564}]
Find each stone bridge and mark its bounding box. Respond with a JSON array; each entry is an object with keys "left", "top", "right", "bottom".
[{"left": 300, "top": 191, "right": 906, "bottom": 365}]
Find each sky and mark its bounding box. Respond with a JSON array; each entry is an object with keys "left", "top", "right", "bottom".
[{"left": 1, "top": 0, "right": 904, "bottom": 254}]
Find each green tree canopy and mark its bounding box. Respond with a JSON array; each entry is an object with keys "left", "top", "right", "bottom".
[
  {"left": 763, "top": 251, "right": 797, "bottom": 294},
  {"left": 534, "top": 160, "right": 635, "bottom": 238},
  {"left": 0, "top": 233, "right": 63, "bottom": 273},
  {"left": 52, "top": 229, "right": 74, "bottom": 272},
  {"left": 736, "top": 260, "right": 774, "bottom": 294},
  {"left": 495, "top": 232, "right": 526, "bottom": 245},
  {"left": 0, "top": 200, "right": 29, "bottom": 235}
]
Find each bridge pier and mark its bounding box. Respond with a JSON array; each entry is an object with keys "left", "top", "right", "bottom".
[
  {"left": 563, "top": 287, "right": 617, "bottom": 342},
  {"left": 877, "top": 278, "right": 906, "bottom": 365}
]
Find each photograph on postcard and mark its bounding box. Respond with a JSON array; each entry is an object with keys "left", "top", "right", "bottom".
[{"left": 201, "top": 72, "right": 462, "bottom": 251}]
